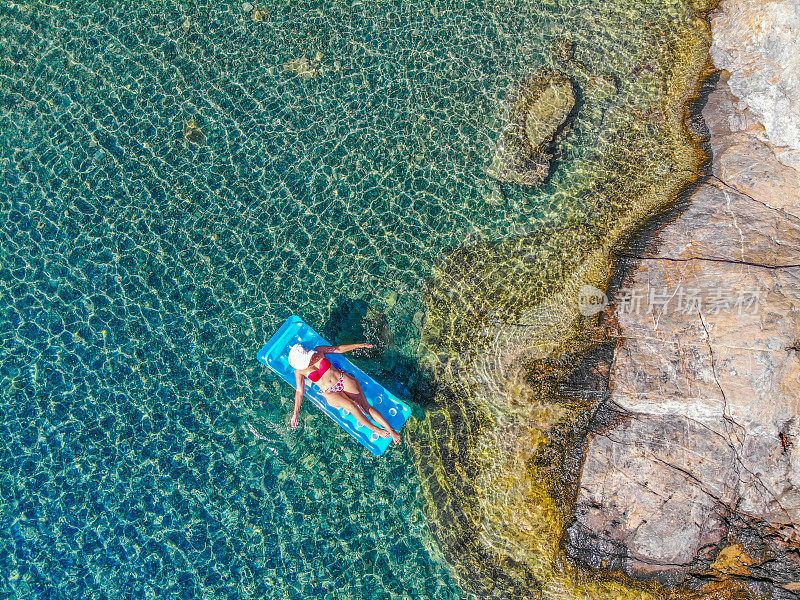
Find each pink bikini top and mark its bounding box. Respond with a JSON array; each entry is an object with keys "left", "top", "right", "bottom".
[{"left": 308, "top": 357, "right": 331, "bottom": 382}]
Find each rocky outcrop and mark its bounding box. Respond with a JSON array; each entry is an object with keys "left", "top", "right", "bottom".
[
  {"left": 486, "top": 72, "right": 575, "bottom": 187},
  {"left": 569, "top": 71, "right": 800, "bottom": 585},
  {"left": 711, "top": 0, "right": 800, "bottom": 170},
  {"left": 412, "top": 0, "right": 799, "bottom": 597},
  {"left": 409, "top": 1, "right": 721, "bottom": 596}
]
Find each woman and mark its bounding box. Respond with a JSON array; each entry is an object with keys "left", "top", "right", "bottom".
[{"left": 287, "top": 342, "right": 402, "bottom": 444}]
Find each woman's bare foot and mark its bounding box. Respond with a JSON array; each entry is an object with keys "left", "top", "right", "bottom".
[{"left": 390, "top": 430, "right": 402, "bottom": 445}]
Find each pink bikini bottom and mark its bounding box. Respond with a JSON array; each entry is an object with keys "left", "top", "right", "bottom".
[{"left": 321, "top": 372, "right": 346, "bottom": 394}]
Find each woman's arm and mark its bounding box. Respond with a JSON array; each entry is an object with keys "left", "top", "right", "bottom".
[
  {"left": 314, "top": 343, "right": 374, "bottom": 354},
  {"left": 291, "top": 370, "right": 305, "bottom": 428}
]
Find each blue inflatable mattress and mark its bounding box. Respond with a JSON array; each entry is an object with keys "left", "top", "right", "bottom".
[{"left": 257, "top": 316, "right": 412, "bottom": 456}]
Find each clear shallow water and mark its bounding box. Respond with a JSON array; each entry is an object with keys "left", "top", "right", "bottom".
[{"left": 1, "top": 0, "right": 692, "bottom": 598}]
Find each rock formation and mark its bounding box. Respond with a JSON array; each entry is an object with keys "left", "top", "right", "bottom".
[
  {"left": 411, "top": 0, "right": 800, "bottom": 597},
  {"left": 486, "top": 72, "right": 575, "bottom": 187},
  {"left": 183, "top": 118, "right": 206, "bottom": 144},
  {"left": 710, "top": 0, "right": 800, "bottom": 170},
  {"left": 569, "top": 71, "right": 800, "bottom": 588},
  {"left": 409, "top": 2, "right": 719, "bottom": 596}
]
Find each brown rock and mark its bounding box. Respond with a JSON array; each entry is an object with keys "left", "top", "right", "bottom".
[
  {"left": 571, "top": 413, "right": 732, "bottom": 574},
  {"left": 781, "top": 581, "right": 800, "bottom": 592},
  {"left": 570, "top": 74, "right": 800, "bottom": 576},
  {"left": 710, "top": 0, "right": 800, "bottom": 171}
]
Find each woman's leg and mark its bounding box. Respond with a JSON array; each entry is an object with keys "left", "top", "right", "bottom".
[
  {"left": 341, "top": 374, "right": 402, "bottom": 444},
  {"left": 364, "top": 405, "right": 401, "bottom": 444},
  {"left": 323, "top": 391, "right": 390, "bottom": 439}
]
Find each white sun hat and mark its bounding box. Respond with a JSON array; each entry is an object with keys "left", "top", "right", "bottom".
[{"left": 288, "top": 344, "right": 314, "bottom": 370}]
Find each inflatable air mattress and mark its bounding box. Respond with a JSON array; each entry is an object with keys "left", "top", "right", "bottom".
[{"left": 257, "top": 316, "right": 412, "bottom": 456}]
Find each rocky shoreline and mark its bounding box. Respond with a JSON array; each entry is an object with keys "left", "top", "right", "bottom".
[
  {"left": 570, "top": 72, "right": 800, "bottom": 581},
  {"left": 410, "top": 0, "right": 800, "bottom": 598},
  {"left": 408, "top": 0, "right": 716, "bottom": 597},
  {"left": 569, "top": 0, "right": 800, "bottom": 595}
]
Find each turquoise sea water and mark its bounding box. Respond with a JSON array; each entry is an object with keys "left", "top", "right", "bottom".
[{"left": 1, "top": 0, "right": 691, "bottom": 598}]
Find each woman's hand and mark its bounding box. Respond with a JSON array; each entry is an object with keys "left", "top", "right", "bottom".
[
  {"left": 291, "top": 411, "right": 299, "bottom": 428},
  {"left": 360, "top": 343, "right": 374, "bottom": 349}
]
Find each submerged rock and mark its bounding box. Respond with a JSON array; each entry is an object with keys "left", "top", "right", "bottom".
[
  {"left": 183, "top": 118, "right": 205, "bottom": 143},
  {"left": 553, "top": 38, "right": 575, "bottom": 63},
  {"left": 486, "top": 72, "right": 575, "bottom": 187},
  {"left": 251, "top": 7, "right": 269, "bottom": 22},
  {"left": 284, "top": 55, "right": 323, "bottom": 80},
  {"left": 570, "top": 74, "right": 800, "bottom": 587}
]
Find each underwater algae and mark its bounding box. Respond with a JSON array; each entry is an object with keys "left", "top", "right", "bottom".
[{"left": 408, "top": 0, "right": 721, "bottom": 598}]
